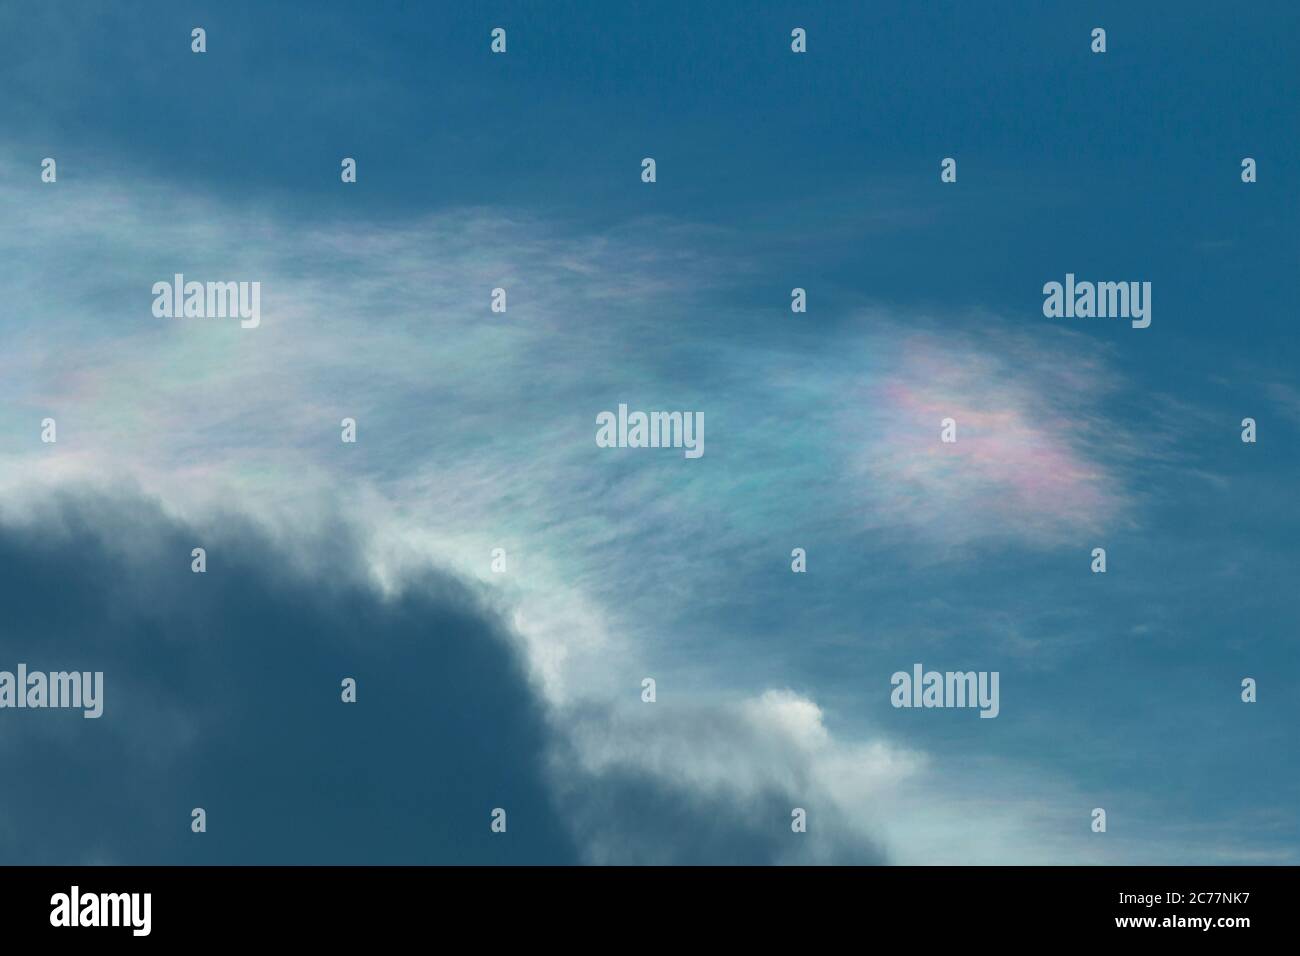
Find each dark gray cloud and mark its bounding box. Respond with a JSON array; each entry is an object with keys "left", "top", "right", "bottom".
[
  {"left": 0, "top": 489, "right": 576, "bottom": 864},
  {"left": 0, "top": 489, "right": 878, "bottom": 865}
]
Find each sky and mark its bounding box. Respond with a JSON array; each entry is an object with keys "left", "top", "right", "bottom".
[{"left": 0, "top": 1, "right": 1296, "bottom": 864}]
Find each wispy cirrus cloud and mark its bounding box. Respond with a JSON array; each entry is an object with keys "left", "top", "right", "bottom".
[
  {"left": 1, "top": 148, "right": 1254, "bottom": 865},
  {"left": 839, "top": 322, "right": 1130, "bottom": 551}
]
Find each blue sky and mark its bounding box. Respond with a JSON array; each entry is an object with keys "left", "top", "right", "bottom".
[{"left": 0, "top": 1, "right": 1296, "bottom": 863}]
